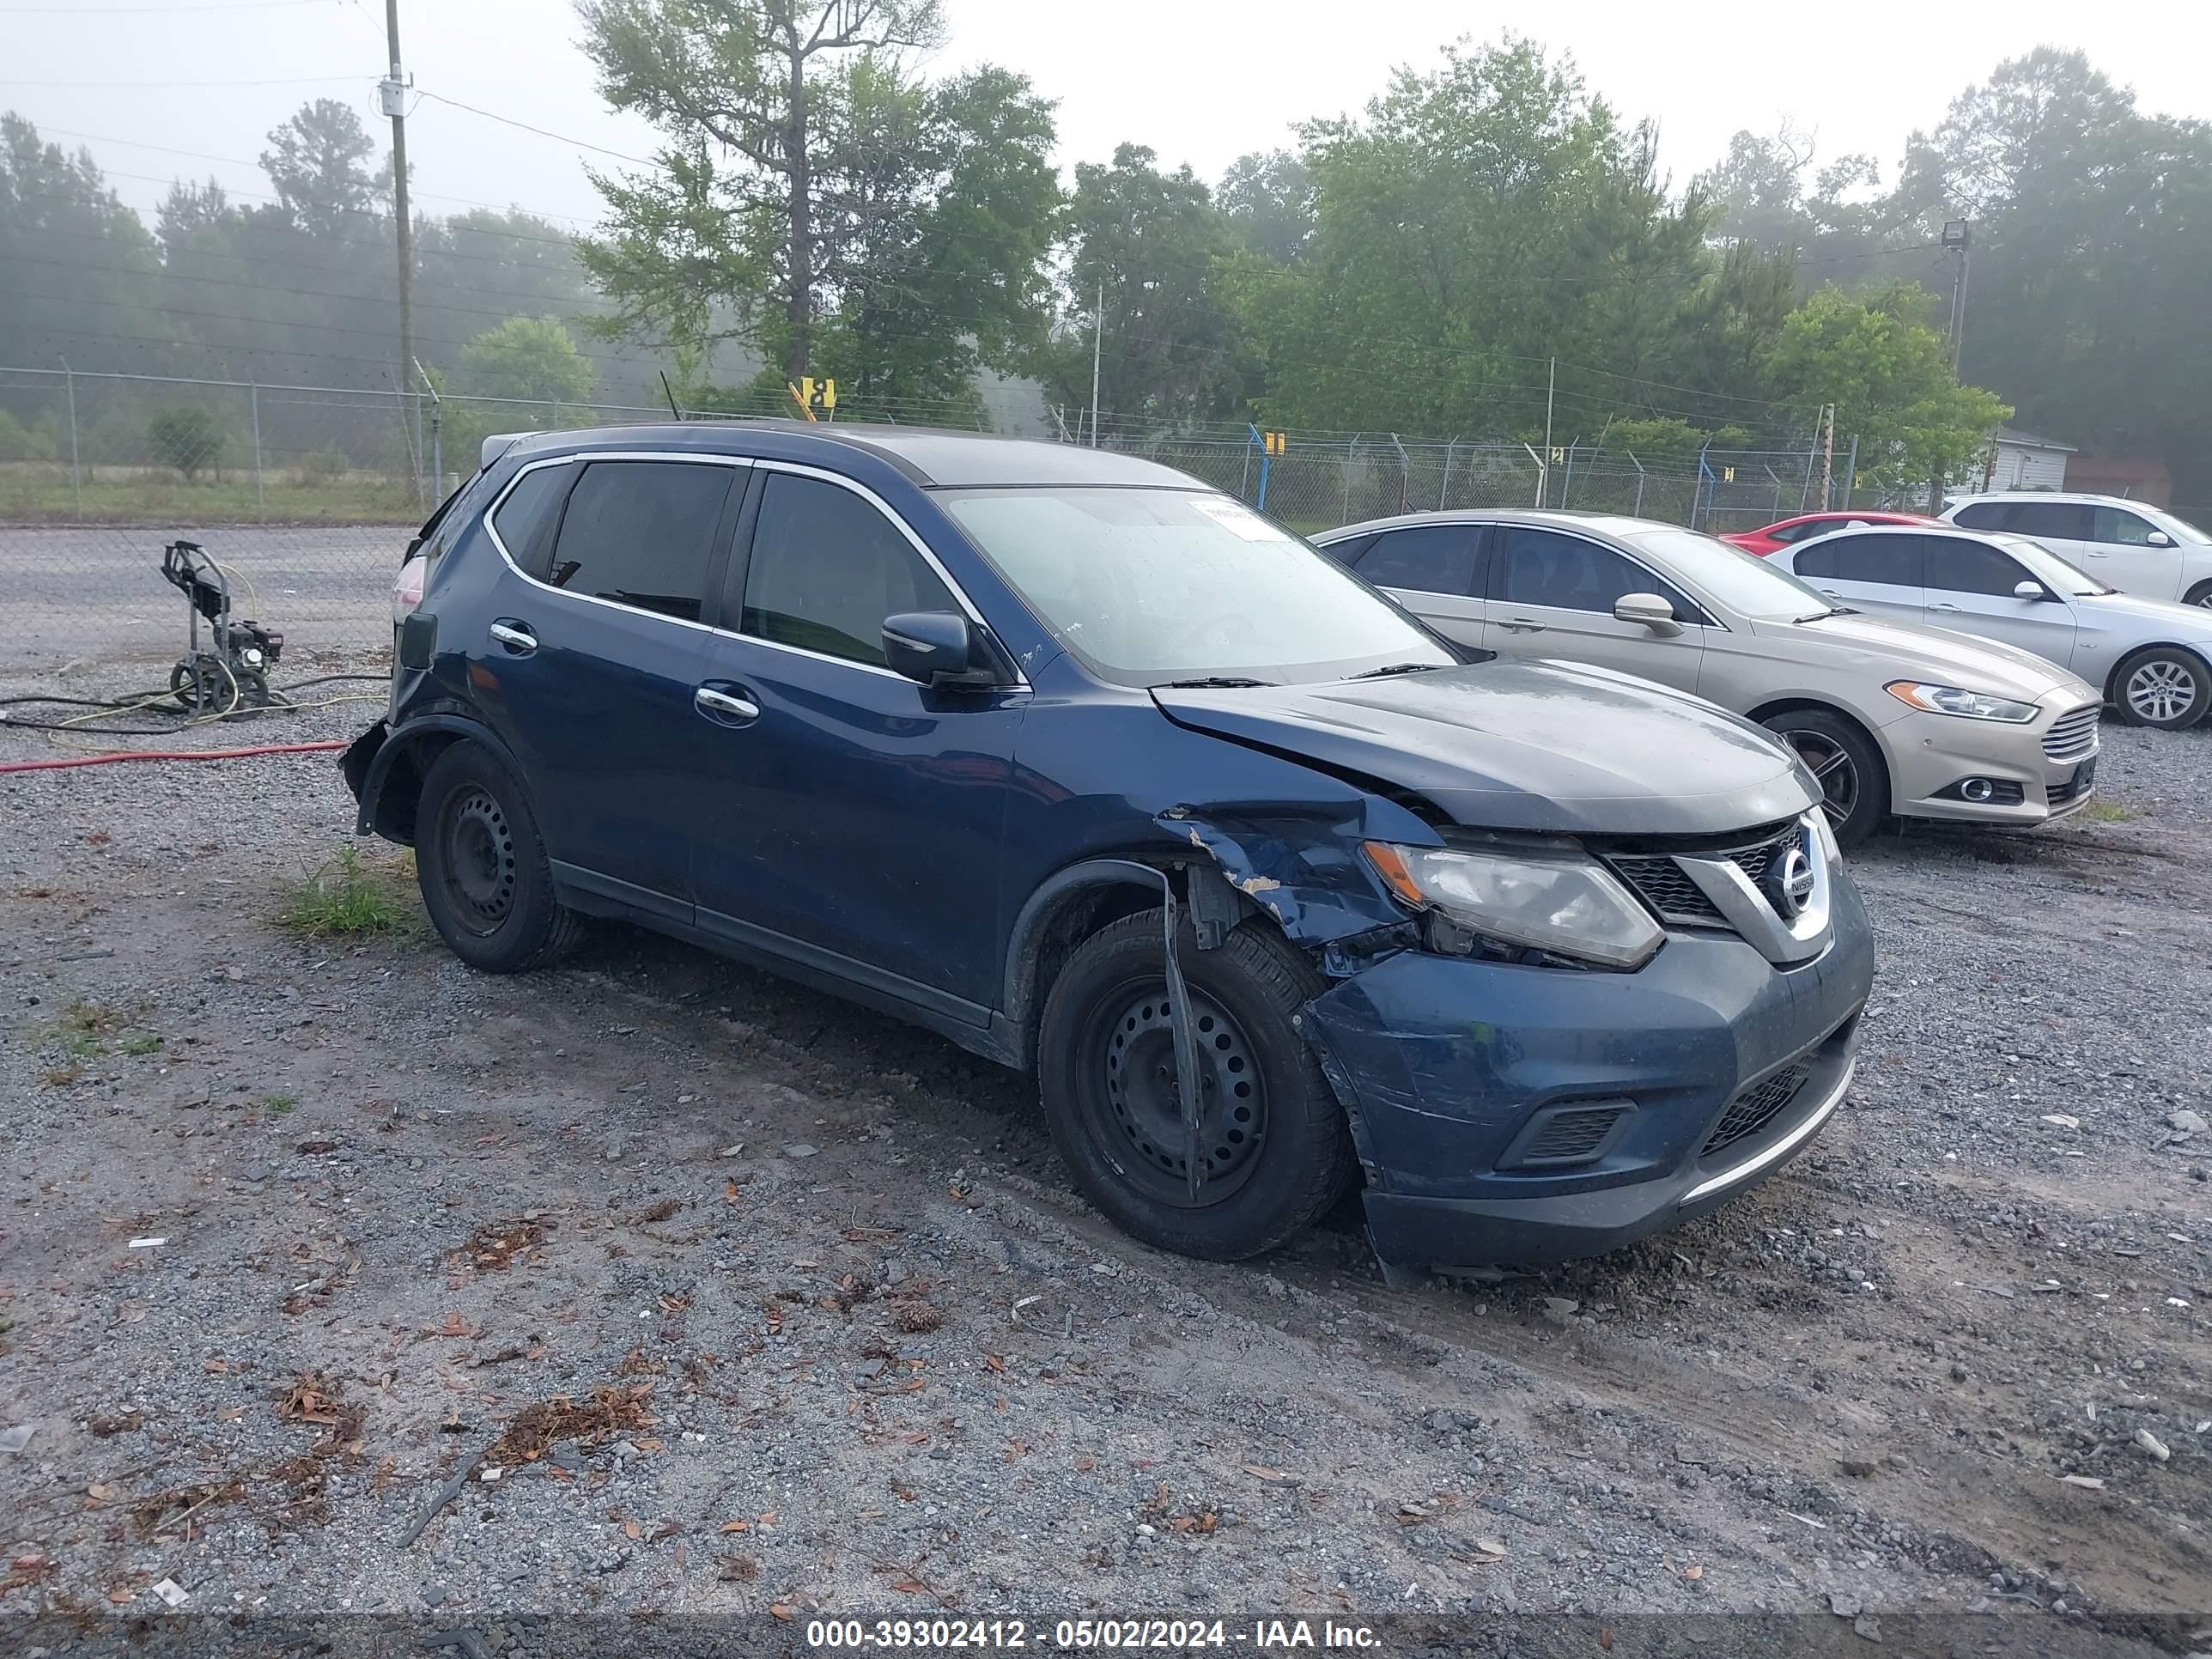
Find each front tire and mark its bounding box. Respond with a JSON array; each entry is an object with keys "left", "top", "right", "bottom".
[
  {"left": 1759, "top": 708, "right": 1887, "bottom": 846},
  {"left": 414, "top": 741, "right": 583, "bottom": 972},
  {"left": 1036, "top": 908, "right": 1355, "bottom": 1261},
  {"left": 2182, "top": 580, "right": 2212, "bottom": 610},
  {"left": 2112, "top": 646, "right": 2210, "bottom": 729}
]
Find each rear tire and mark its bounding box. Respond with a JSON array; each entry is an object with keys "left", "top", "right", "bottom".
[
  {"left": 1036, "top": 908, "right": 1355, "bottom": 1261},
  {"left": 2183, "top": 580, "right": 2212, "bottom": 610},
  {"left": 414, "top": 741, "right": 584, "bottom": 972},
  {"left": 2112, "top": 646, "right": 2210, "bottom": 730},
  {"left": 1759, "top": 708, "right": 1887, "bottom": 847}
]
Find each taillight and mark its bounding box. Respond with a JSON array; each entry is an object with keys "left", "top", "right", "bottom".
[{"left": 392, "top": 553, "right": 428, "bottom": 625}]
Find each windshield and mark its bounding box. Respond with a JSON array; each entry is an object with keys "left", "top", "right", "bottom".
[
  {"left": 1621, "top": 525, "right": 1844, "bottom": 621},
  {"left": 939, "top": 488, "right": 1455, "bottom": 685},
  {"left": 2136, "top": 503, "right": 2210, "bottom": 545},
  {"left": 1993, "top": 534, "right": 2115, "bottom": 596}
]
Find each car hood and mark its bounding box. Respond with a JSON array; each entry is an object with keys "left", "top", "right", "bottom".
[
  {"left": 1761, "top": 611, "right": 2088, "bottom": 700},
  {"left": 2074, "top": 588, "right": 2212, "bottom": 641},
  {"left": 1151, "top": 660, "right": 1816, "bottom": 836}
]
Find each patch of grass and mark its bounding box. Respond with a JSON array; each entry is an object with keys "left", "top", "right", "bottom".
[
  {"left": 2080, "top": 799, "right": 2136, "bottom": 823},
  {"left": 260, "top": 1094, "right": 299, "bottom": 1115},
  {"left": 280, "top": 844, "right": 410, "bottom": 939},
  {"left": 48, "top": 998, "right": 117, "bottom": 1059},
  {"left": 119, "top": 1032, "right": 164, "bottom": 1056}
]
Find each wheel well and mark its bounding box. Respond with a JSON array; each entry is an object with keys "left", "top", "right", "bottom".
[
  {"left": 1006, "top": 871, "right": 1172, "bottom": 1071},
  {"left": 2184, "top": 580, "right": 2212, "bottom": 605},
  {"left": 2105, "top": 642, "right": 2210, "bottom": 703},
  {"left": 368, "top": 730, "right": 462, "bottom": 845},
  {"left": 1745, "top": 698, "right": 1892, "bottom": 798}
]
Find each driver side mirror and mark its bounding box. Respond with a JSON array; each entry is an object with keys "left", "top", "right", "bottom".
[
  {"left": 2147, "top": 530, "right": 2174, "bottom": 548},
  {"left": 882, "top": 611, "right": 998, "bottom": 689},
  {"left": 2013, "top": 580, "right": 2053, "bottom": 602},
  {"left": 1613, "top": 592, "right": 1683, "bottom": 637}
]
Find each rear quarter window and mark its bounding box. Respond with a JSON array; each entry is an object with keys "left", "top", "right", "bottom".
[{"left": 489, "top": 464, "right": 575, "bottom": 580}]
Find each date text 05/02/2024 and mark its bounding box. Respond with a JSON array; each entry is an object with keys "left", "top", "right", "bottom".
[{"left": 804, "top": 1618, "right": 1382, "bottom": 1650}]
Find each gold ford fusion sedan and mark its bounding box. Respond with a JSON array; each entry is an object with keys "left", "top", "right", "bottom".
[{"left": 1312, "top": 510, "right": 2103, "bottom": 846}]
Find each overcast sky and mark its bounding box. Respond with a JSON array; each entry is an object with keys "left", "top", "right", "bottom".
[{"left": 10, "top": 0, "right": 2212, "bottom": 232}]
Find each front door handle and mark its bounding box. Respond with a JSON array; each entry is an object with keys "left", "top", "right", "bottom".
[
  {"left": 488, "top": 621, "right": 537, "bottom": 653},
  {"left": 1498, "top": 617, "right": 1547, "bottom": 633},
  {"left": 1928, "top": 601, "right": 1962, "bottom": 612},
  {"left": 695, "top": 685, "right": 761, "bottom": 722}
]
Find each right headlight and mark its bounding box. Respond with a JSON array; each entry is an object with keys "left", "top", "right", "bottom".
[
  {"left": 1884, "top": 681, "right": 2039, "bottom": 722},
  {"left": 1363, "top": 842, "right": 1663, "bottom": 969}
]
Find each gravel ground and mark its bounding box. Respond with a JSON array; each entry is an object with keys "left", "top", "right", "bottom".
[{"left": 2, "top": 667, "right": 2208, "bottom": 1656}]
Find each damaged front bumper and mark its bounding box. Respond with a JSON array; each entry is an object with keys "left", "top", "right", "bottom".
[{"left": 1303, "top": 874, "right": 1875, "bottom": 1271}]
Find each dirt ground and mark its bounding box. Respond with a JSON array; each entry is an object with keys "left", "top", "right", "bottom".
[{"left": 2, "top": 682, "right": 2208, "bottom": 1655}]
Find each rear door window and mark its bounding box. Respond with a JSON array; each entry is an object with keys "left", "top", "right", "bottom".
[
  {"left": 541, "top": 460, "right": 736, "bottom": 622},
  {"left": 1795, "top": 533, "right": 1923, "bottom": 587},
  {"left": 740, "top": 471, "right": 959, "bottom": 667},
  {"left": 489, "top": 463, "right": 575, "bottom": 580},
  {"left": 2008, "top": 501, "right": 2094, "bottom": 540},
  {"left": 1354, "top": 524, "right": 1485, "bottom": 596}
]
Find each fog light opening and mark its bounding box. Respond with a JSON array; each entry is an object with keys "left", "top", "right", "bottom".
[{"left": 1960, "top": 777, "right": 1995, "bottom": 803}]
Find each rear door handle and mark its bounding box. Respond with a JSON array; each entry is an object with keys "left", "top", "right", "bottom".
[
  {"left": 695, "top": 684, "right": 761, "bottom": 722},
  {"left": 1498, "top": 618, "right": 1547, "bottom": 633},
  {"left": 488, "top": 621, "right": 537, "bottom": 653}
]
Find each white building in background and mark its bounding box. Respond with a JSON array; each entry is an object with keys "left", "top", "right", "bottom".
[{"left": 1983, "top": 426, "right": 2075, "bottom": 491}]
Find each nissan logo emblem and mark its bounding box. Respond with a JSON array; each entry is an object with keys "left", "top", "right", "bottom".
[{"left": 1765, "top": 847, "right": 1817, "bottom": 919}]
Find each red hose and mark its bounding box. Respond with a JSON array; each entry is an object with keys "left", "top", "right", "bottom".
[{"left": 0, "top": 740, "right": 348, "bottom": 775}]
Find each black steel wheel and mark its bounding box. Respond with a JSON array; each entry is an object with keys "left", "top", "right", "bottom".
[
  {"left": 1097, "top": 985, "right": 1270, "bottom": 1208},
  {"left": 413, "top": 742, "right": 583, "bottom": 973},
  {"left": 1037, "top": 907, "right": 1355, "bottom": 1261},
  {"left": 1759, "top": 708, "right": 1887, "bottom": 846}
]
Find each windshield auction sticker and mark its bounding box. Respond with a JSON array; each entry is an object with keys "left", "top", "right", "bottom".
[{"left": 1188, "top": 495, "right": 1294, "bottom": 541}]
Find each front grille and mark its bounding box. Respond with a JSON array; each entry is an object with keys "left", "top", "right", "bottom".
[
  {"left": 1607, "top": 856, "right": 1724, "bottom": 924},
  {"left": 1516, "top": 1104, "right": 1627, "bottom": 1167},
  {"left": 2043, "top": 704, "right": 2101, "bottom": 763},
  {"left": 1703, "top": 1063, "right": 1811, "bottom": 1158},
  {"left": 1607, "top": 823, "right": 1802, "bottom": 929}
]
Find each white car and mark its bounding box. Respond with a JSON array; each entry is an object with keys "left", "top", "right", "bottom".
[
  {"left": 1772, "top": 523, "right": 2212, "bottom": 729},
  {"left": 1942, "top": 492, "right": 2212, "bottom": 608}
]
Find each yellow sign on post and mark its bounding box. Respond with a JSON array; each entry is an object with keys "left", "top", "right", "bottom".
[
  {"left": 1722, "top": 465, "right": 1736, "bottom": 484},
  {"left": 1264, "top": 430, "right": 1286, "bottom": 456},
  {"left": 819, "top": 378, "right": 836, "bottom": 412}
]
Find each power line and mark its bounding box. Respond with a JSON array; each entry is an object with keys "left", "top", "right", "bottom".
[
  {"left": 0, "top": 74, "right": 368, "bottom": 88},
  {"left": 412, "top": 92, "right": 659, "bottom": 168},
  {"left": 0, "top": 0, "right": 329, "bottom": 10}
]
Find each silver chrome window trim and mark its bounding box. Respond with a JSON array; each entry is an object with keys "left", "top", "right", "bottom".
[
  {"left": 1320, "top": 519, "right": 1733, "bottom": 632},
  {"left": 481, "top": 451, "right": 753, "bottom": 639},
  {"left": 477, "top": 449, "right": 1026, "bottom": 690}
]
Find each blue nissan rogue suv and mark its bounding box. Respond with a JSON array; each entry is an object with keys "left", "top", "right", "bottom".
[{"left": 344, "top": 422, "right": 1875, "bottom": 1274}]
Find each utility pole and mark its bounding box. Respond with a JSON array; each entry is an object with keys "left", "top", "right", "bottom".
[
  {"left": 381, "top": 1, "right": 413, "bottom": 433},
  {"left": 1088, "top": 280, "right": 1103, "bottom": 447},
  {"left": 1942, "top": 218, "right": 1972, "bottom": 373}
]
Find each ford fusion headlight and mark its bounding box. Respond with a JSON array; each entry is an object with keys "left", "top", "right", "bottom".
[
  {"left": 1884, "top": 681, "right": 2039, "bottom": 722},
  {"left": 1363, "top": 842, "right": 1663, "bottom": 969}
]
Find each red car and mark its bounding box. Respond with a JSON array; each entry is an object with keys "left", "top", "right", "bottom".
[{"left": 1720, "top": 510, "right": 1940, "bottom": 556}]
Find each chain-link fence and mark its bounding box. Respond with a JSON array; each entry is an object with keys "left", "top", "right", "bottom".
[{"left": 2, "top": 363, "right": 1877, "bottom": 675}]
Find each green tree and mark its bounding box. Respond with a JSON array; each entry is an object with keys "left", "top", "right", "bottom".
[
  {"left": 147, "top": 408, "right": 224, "bottom": 480},
  {"left": 1218, "top": 149, "right": 1314, "bottom": 264},
  {"left": 1047, "top": 143, "right": 1248, "bottom": 434},
  {"left": 459, "top": 315, "right": 596, "bottom": 407},
  {"left": 0, "top": 113, "right": 163, "bottom": 368},
  {"left": 1761, "top": 284, "right": 2008, "bottom": 497},
  {"left": 259, "top": 99, "right": 392, "bottom": 239},
  {"left": 577, "top": 0, "right": 947, "bottom": 381}
]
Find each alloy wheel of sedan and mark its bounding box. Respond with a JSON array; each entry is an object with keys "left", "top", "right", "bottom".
[
  {"left": 1778, "top": 730, "right": 1858, "bottom": 827},
  {"left": 2124, "top": 657, "right": 2201, "bottom": 725}
]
